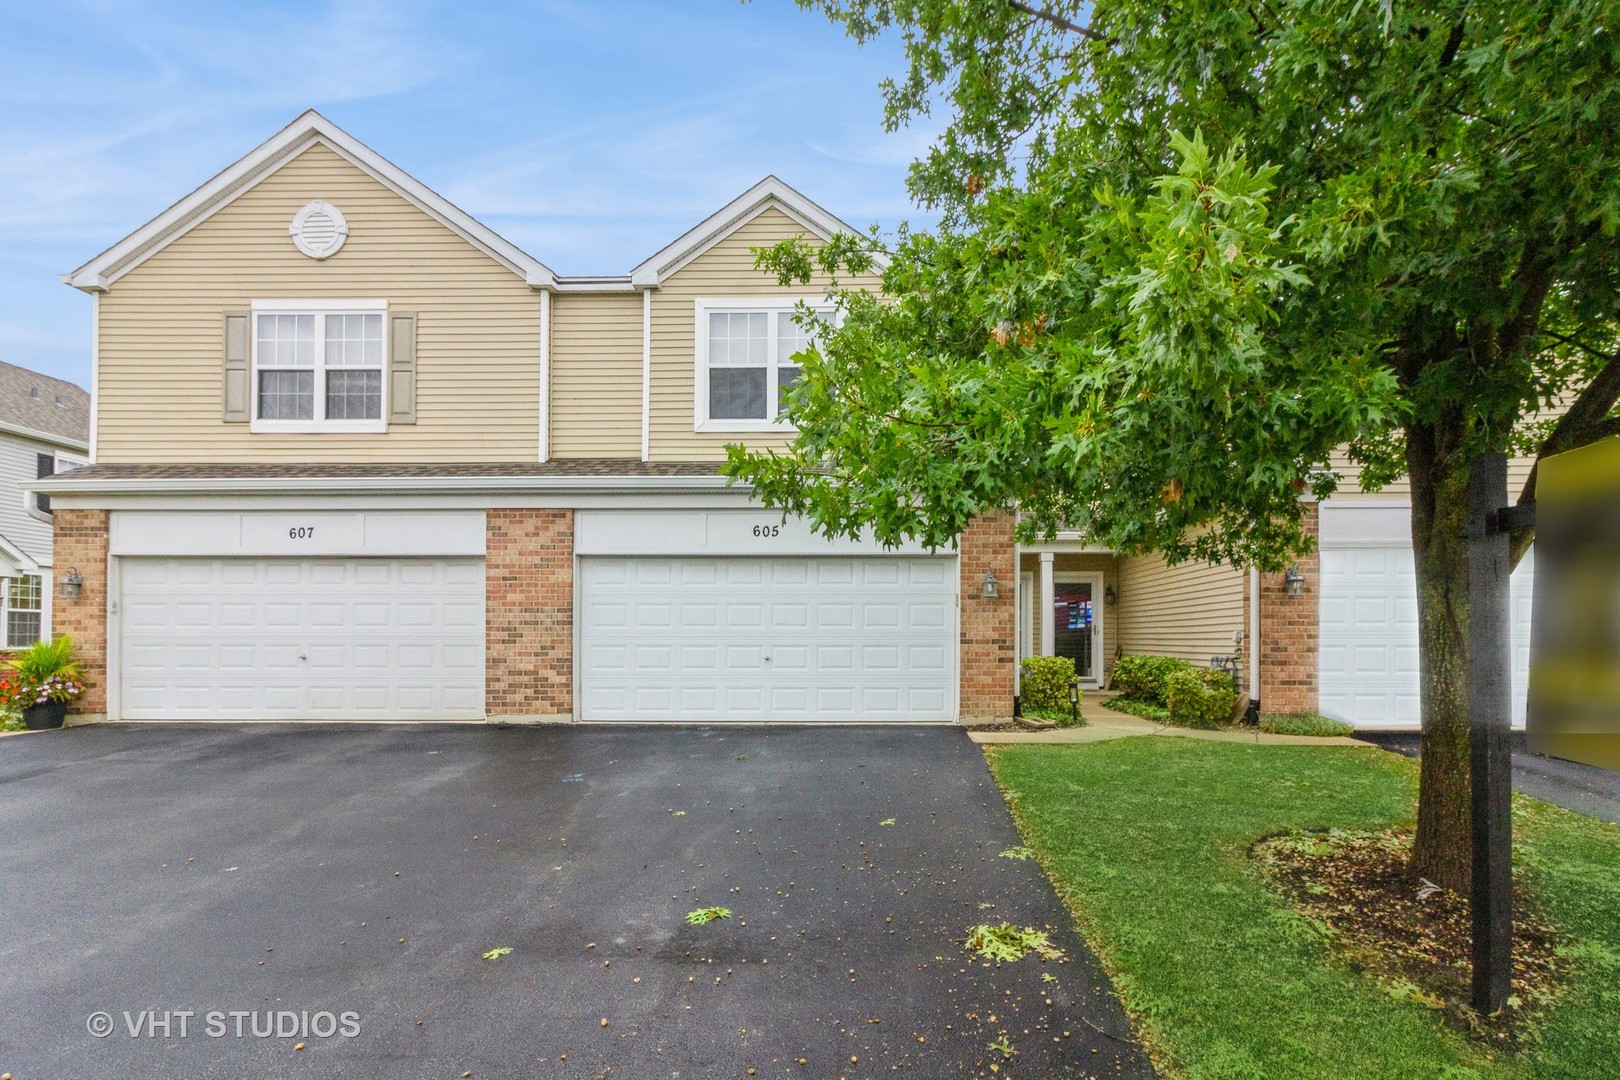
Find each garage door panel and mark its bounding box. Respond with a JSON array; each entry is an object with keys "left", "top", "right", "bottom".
[
  {"left": 1320, "top": 539, "right": 1532, "bottom": 728},
  {"left": 120, "top": 557, "right": 484, "bottom": 721},
  {"left": 580, "top": 555, "right": 955, "bottom": 721}
]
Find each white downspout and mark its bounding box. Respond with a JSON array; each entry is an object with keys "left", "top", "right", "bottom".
[
  {"left": 1249, "top": 567, "right": 1262, "bottom": 712},
  {"left": 538, "top": 289, "right": 551, "bottom": 463},
  {"left": 640, "top": 288, "right": 651, "bottom": 462}
]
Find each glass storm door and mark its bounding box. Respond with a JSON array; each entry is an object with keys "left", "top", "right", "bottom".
[{"left": 1052, "top": 578, "right": 1099, "bottom": 682}]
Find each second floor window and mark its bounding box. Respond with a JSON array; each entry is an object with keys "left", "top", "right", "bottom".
[
  {"left": 252, "top": 302, "right": 385, "bottom": 432},
  {"left": 695, "top": 300, "right": 825, "bottom": 431}
]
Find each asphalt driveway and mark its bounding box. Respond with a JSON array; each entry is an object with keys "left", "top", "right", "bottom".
[
  {"left": 1358, "top": 731, "right": 1620, "bottom": 826},
  {"left": 0, "top": 724, "right": 1154, "bottom": 1079}
]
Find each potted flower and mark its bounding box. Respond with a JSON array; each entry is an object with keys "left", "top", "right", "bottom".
[{"left": 2, "top": 635, "right": 85, "bottom": 730}]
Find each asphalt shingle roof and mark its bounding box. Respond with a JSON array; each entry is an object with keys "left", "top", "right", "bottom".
[
  {"left": 45, "top": 460, "right": 731, "bottom": 483},
  {"left": 0, "top": 361, "right": 90, "bottom": 445}
]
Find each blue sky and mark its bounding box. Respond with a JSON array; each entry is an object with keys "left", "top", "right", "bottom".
[{"left": 0, "top": 0, "right": 930, "bottom": 388}]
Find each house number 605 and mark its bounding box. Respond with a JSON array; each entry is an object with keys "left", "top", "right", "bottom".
[
  {"left": 288, "top": 526, "right": 316, "bottom": 540},
  {"left": 752, "top": 525, "right": 781, "bottom": 538}
]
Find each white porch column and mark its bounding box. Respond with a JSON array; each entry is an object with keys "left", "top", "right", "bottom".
[{"left": 1039, "top": 551, "right": 1056, "bottom": 656}]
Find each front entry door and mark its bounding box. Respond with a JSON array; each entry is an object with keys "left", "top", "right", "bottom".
[{"left": 1052, "top": 574, "right": 1102, "bottom": 684}]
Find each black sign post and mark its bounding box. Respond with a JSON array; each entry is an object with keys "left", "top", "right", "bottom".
[{"left": 1467, "top": 451, "right": 1514, "bottom": 1015}]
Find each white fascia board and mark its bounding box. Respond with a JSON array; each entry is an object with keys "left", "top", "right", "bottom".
[
  {"left": 0, "top": 421, "right": 89, "bottom": 454},
  {"left": 0, "top": 530, "right": 39, "bottom": 574},
  {"left": 629, "top": 176, "right": 887, "bottom": 288},
  {"left": 63, "top": 110, "right": 557, "bottom": 293},
  {"left": 553, "top": 276, "right": 638, "bottom": 293},
  {"left": 28, "top": 474, "right": 744, "bottom": 497}
]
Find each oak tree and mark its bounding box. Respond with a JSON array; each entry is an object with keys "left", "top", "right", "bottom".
[{"left": 728, "top": 1, "right": 1620, "bottom": 890}]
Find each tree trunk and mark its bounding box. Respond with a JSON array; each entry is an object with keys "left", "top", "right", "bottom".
[{"left": 1408, "top": 434, "right": 1474, "bottom": 893}]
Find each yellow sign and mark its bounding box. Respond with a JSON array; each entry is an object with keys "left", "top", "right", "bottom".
[{"left": 1527, "top": 436, "right": 1620, "bottom": 769}]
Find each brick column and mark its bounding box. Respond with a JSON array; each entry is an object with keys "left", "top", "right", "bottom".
[
  {"left": 486, "top": 509, "right": 574, "bottom": 721},
  {"left": 53, "top": 509, "right": 109, "bottom": 718},
  {"left": 959, "top": 510, "right": 1017, "bottom": 723},
  {"left": 1259, "top": 502, "right": 1320, "bottom": 714}
]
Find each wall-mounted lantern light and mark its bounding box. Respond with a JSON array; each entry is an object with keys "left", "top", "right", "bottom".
[
  {"left": 1284, "top": 565, "right": 1306, "bottom": 597},
  {"left": 1104, "top": 583, "right": 1118, "bottom": 605},
  {"left": 61, "top": 568, "right": 83, "bottom": 600},
  {"left": 981, "top": 569, "right": 999, "bottom": 599}
]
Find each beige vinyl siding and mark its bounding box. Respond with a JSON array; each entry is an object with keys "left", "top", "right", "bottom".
[
  {"left": 1116, "top": 553, "right": 1247, "bottom": 665},
  {"left": 96, "top": 143, "right": 540, "bottom": 462},
  {"left": 1328, "top": 433, "right": 1545, "bottom": 504},
  {"left": 549, "top": 292, "right": 642, "bottom": 459},
  {"left": 647, "top": 206, "right": 882, "bottom": 461}
]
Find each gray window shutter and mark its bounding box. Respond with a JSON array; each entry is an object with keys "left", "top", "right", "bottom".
[
  {"left": 389, "top": 311, "right": 417, "bottom": 424},
  {"left": 222, "top": 311, "right": 251, "bottom": 422}
]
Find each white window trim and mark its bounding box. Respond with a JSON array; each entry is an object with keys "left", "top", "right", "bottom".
[
  {"left": 692, "top": 296, "right": 827, "bottom": 433},
  {"left": 250, "top": 299, "right": 388, "bottom": 433},
  {"left": 2, "top": 572, "right": 46, "bottom": 649}
]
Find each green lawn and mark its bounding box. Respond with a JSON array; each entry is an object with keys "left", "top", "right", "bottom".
[{"left": 986, "top": 740, "right": 1620, "bottom": 1080}]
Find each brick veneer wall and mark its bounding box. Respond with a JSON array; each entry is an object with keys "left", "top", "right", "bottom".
[
  {"left": 53, "top": 509, "right": 109, "bottom": 717},
  {"left": 959, "top": 510, "right": 1018, "bottom": 722},
  {"left": 486, "top": 509, "right": 574, "bottom": 720},
  {"left": 1259, "top": 501, "right": 1320, "bottom": 714}
]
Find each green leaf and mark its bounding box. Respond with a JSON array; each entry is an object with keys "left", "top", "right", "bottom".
[{"left": 685, "top": 907, "right": 733, "bottom": 926}]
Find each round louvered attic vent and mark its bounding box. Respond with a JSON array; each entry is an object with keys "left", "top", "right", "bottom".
[{"left": 288, "top": 201, "right": 349, "bottom": 259}]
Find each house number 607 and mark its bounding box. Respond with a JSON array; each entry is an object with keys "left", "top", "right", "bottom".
[{"left": 288, "top": 526, "right": 316, "bottom": 540}]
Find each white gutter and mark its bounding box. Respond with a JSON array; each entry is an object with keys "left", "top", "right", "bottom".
[
  {"left": 554, "top": 276, "right": 637, "bottom": 293},
  {"left": 0, "top": 418, "right": 89, "bottom": 454},
  {"left": 27, "top": 473, "right": 742, "bottom": 497}
]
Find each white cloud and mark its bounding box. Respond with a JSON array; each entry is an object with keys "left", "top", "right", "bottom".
[{"left": 0, "top": 0, "right": 458, "bottom": 238}]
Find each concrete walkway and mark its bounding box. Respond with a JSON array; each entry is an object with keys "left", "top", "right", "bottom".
[{"left": 968, "top": 693, "right": 1368, "bottom": 748}]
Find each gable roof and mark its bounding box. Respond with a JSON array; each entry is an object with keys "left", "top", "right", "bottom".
[
  {"left": 0, "top": 530, "right": 38, "bottom": 576},
  {"left": 62, "top": 110, "right": 557, "bottom": 293},
  {"left": 625, "top": 175, "right": 878, "bottom": 288},
  {"left": 0, "top": 361, "right": 90, "bottom": 449}
]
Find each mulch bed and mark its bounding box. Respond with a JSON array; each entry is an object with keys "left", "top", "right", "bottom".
[{"left": 1252, "top": 829, "right": 1562, "bottom": 1046}]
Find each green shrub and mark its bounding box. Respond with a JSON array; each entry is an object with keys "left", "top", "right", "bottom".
[
  {"left": 1019, "top": 655, "right": 1077, "bottom": 712},
  {"left": 1107, "top": 695, "right": 1170, "bottom": 722},
  {"left": 1164, "top": 668, "right": 1239, "bottom": 730},
  {"left": 1111, "top": 655, "right": 1196, "bottom": 704},
  {"left": 1259, "top": 712, "right": 1355, "bottom": 737}
]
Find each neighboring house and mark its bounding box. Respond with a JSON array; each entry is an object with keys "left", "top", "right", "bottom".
[
  {"left": 41, "top": 111, "right": 1531, "bottom": 727},
  {"left": 0, "top": 362, "right": 90, "bottom": 651}
]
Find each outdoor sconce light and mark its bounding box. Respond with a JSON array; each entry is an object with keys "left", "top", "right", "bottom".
[
  {"left": 1284, "top": 565, "right": 1306, "bottom": 597},
  {"left": 1068, "top": 676, "right": 1081, "bottom": 725},
  {"left": 60, "top": 568, "right": 83, "bottom": 600},
  {"left": 1104, "top": 583, "right": 1118, "bottom": 605},
  {"left": 981, "top": 569, "right": 999, "bottom": 599}
]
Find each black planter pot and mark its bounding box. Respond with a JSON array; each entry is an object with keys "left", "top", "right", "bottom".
[{"left": 22, "top": 700, "right": 67, "bottom": 730}]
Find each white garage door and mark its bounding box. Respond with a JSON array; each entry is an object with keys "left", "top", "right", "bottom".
[
  {"left": 119, "top": 558, "right": 485, "bottom": 720},
  {"left": 1318, "top": 545, "right": 1533, "bottom": 728},
  {"left": 579, "top": 556, "right": 955, "bottom": 721}
]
